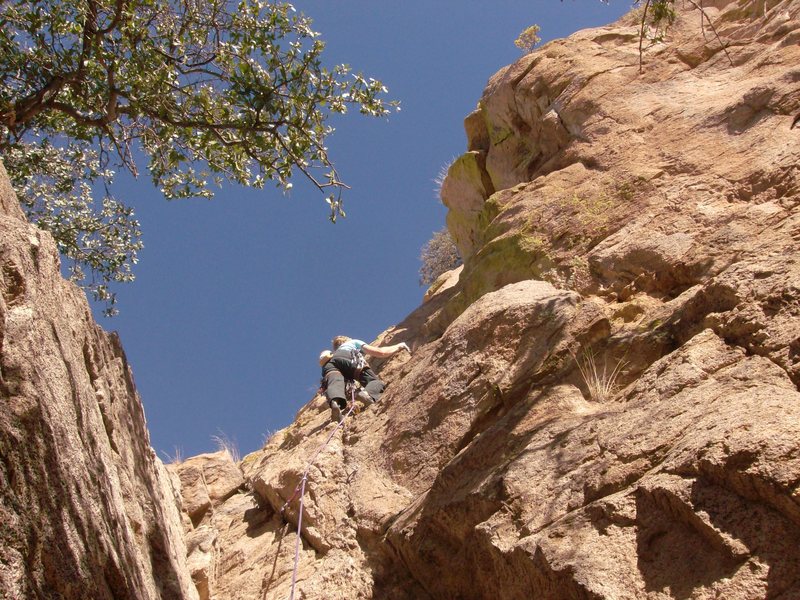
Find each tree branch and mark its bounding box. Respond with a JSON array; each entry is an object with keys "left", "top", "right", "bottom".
[
  {"left": 97, "top": 0, "right": 128, "bottom": 35},
  {"left": 639, "top": 0, "right": 652, "bottom": 74},
  {"left": 685, "top": 0, "right": 734, "bottom": 66},
  {"left": 6, "top": 75, "right": 71, "bottom": 128}
]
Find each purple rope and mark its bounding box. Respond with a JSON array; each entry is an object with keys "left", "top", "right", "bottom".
[
  {"left": 287, "top": 386, "right": 356, "bottom": 600},
  {"left": 288, "top": 474, "right": 307, "bottom": 600}
]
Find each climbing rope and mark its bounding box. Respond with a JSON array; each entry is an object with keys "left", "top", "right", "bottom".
[{"left": 282, "top": 384, "right": 357, "bottom": 600}]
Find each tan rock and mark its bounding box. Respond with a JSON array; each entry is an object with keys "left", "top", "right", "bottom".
[
  {"left": 5, "top": 1, "right": 800, "bottom": 599},
  {"left": 197, "top": 2, "right": 800, "bottom": 599},
  {"left": 441, "top": 150, "right": 495, "bottom": 260},
  {"left": 421, "top": 264, "right": 462, "bottom": 304},
  {"left": 387, "top": 330, "right": 800, "bottom": 598},
  {"left": 185, "top": 526, "right": 217, "bottom": 600},
  {"left": 173, "top": 451, "right": 244, "bottom": 528},
  {"left": 176, "top": 463, "right": 213, "bottom": 526},
  {"left": 0, "top": 160, "right": 197, "bottom": 599},
  {"left": 464, "top": 108, "right": 489, "bottom": 152}
]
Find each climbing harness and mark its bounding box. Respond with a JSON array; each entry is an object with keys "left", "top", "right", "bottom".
[
  {"left": 350, "top": 348, "right": 368, "bottom": 382},
  {"left": 281, "top": 384, "right": 357, "bottom": 600},
  {"left": 318, "top": 349, "right": 369, "bottom": 397}
]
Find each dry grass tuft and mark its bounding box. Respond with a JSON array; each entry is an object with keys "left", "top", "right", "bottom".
[
  {"left": 212, "top": 431, "right": 241, "bottom": 463},
  {"left": 573, "top": 349, "right": 627, "bottom": 402},
  {"left": 162, "top": 446, "right": 184, "bottom": 465}
]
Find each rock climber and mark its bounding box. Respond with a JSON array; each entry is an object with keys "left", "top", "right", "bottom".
[{"left": 319, "top": 335, "right": 410, "bottom": 421}]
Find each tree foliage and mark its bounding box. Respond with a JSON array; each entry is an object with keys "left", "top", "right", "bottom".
[
  {"left": 636, "top": 0, "right": 676, "bottom": 71},
  {"left": 0, "top": 0, "right": 396, "bottom": 313},
  {"left": 514, "top": 24, "right": 542, "bottom": 53},
  {"left": 5, "top": 140, "right": 142, "bottom": 313}
]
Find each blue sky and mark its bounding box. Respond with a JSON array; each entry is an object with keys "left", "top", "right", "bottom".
[{"left": 101, "top": 1, "right": 632, "bottom": 460}]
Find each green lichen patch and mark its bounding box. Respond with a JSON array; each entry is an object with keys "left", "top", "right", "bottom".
[
  {"left": 443, "top": 173, "right": 654, "bottom": 321},
  {"left": 461, "top": 232, "right": 555, "bottom": 303}
]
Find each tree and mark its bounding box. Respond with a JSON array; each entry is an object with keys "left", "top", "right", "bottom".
[
  {"left": 514, "top": 24, "right": 541, "bottom": 53},
  {"left": 0, "top": 0, "right": 396, "bottom": 314}
]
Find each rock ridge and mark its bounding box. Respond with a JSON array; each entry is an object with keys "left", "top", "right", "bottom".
[
  {"left": 0, "top": 159, "right": 197, "bottom": 600},
  {"left": 188, "top": 1, "right": 799, "bottom": 598},
  {"left": 1, "top": 0, "right": 799, "bottom": 599}
]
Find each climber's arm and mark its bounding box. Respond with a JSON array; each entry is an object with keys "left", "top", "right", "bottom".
[{"left": 362, "top": 342, "right": 410, "bottom": 358}]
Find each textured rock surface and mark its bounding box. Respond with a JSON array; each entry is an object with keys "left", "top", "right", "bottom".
[
  {"left": 0, "top": 160, "right": 197, "bottom": 599},
  {"left": 170, "top": 451, "right": 245, "bottom": 599},
  {"left": 2, "top": 1, "right": 799, "bottom": 599},
  {"left": 193, "top": 2, "right": 800, "bottom": 599}
]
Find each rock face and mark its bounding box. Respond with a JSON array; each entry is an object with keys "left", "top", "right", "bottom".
[
  {"left": 188, "top": 1, "right": 800, "bottom": 599},
  {"left": 2, "top": 1, "right": 800, "bottom": 599},
  {"left": 0, "top": 159, "right": 197, "bottom": 599},
  {"left": 169, "top": 451, "right": 245, "bottom": 600}
]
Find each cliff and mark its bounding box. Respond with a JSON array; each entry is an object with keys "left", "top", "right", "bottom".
[
  {"left": 175, "top": 1, "right": 800, "bottom": 598},
  {"left": 2, "top": 0, "right": 799, "bottom": 599},
  {"left": 0, "top": 158, "right": 197, "bottom": 599}
]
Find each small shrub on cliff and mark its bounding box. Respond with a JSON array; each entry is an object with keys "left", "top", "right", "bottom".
[
  {"left": 163, "top": 446, "right": 184, "bottom": 465},
  {"left": 514, "top": 24, "right": 542, "bottom": 53},
  {"left": 433, "top": 158, "right": 455, "bottom": 201},
  {"left": 641, "top": 0, "right": 677, "bottom": 42},
  {"left": 419, "top": 227, "right": 462, "bottom": 286}
]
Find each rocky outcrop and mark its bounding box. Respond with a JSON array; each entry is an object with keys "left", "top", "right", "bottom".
[
  {"left": 2, "top": 1, "right": 799, "bottom": 599},
  {"left": 193, "top": 1, "right": 800, "bottom": 599},
  {"left": 0, "top": 160, "right": 197, "bottom": 599},
  {"left": 169, "top": 451, "right": 245, "bottom": 600}
]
